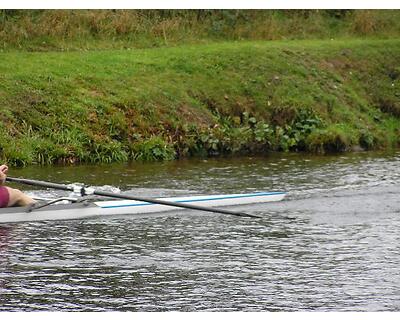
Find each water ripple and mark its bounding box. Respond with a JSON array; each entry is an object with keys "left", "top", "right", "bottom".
[{"left": 1, "top": 151, "right": 400, "bottom": 311}]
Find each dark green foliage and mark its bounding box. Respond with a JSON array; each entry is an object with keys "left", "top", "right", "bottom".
[
  {"left": 90, "top": 140, "right": 129, "bottom": 163},
  {"left": 306, "top": 126, "right": 352, "bottom": 153},
  {"left": 130, "top": 136, "right": 175, "bottom": 161},
  {"left": 359, "top": 130, "right": 375, "bottom": 150}
]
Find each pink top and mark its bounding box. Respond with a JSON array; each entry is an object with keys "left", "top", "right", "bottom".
[{"left": 0, "top": 186, "right": 9, "bottom": 208}]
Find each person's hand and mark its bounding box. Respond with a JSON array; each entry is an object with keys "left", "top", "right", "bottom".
[
  {"left": 0, "top": 164, "right": 8, "bottom": 184},
  {"left": 0, "top": 164, "right": 8, "bottom": 173}
]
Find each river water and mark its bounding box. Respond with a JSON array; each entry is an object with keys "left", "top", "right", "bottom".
[{"left": 0, "top": 151, "right": 399, "bottom": 311}]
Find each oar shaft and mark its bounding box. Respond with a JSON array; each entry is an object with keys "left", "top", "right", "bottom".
[
  {"left": 7, "top": 176, "right": 259, "bottom": 218},
  {"left": 7, "top": 177, "right": 73, "bottom": 191},
  {"left": 91, "top": 189, "right": 257, "bottom": 218}
]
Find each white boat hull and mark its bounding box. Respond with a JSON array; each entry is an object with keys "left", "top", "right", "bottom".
[{"left": 0, "top": 192, "right": 286, "bottom": 224}]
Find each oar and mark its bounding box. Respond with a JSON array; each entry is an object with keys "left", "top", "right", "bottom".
[{"left": 6, "top": 176, "right": 260, "bottom": 218}]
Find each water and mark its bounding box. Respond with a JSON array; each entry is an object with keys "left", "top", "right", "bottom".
[{"left": 0, "top": 151, "right": 399, "bottom": 311}]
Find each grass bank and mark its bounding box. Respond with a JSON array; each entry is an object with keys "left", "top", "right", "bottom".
[{"left": 0, "top": 39, "right": 399, "bottom": 165}]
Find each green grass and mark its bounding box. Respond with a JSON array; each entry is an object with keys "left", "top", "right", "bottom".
[{"left": 0, "top": 39, "right": 399, "bottom": 165}]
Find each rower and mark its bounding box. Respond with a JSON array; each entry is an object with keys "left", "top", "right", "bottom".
[{"left": 0, "top": 164, "right": 36, "bottom": 208}]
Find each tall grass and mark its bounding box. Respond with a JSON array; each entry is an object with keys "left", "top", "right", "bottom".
[{"left": 0, "top": 10, "right": 399, "bottom": 51}]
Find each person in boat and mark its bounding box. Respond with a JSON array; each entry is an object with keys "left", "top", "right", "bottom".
[{"left": 0, "top": 164, "right": 36, "bottom": 208}]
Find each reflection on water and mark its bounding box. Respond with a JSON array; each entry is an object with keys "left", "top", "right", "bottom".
[{"left": 0, "top": 150, "right": 400, "bottom": 311}]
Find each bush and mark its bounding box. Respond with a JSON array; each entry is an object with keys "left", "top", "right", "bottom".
[
  {"left": 271, "top": 108, "right": 324, "bottom": 151},
  {"left": 359, "top": 129, "right": 375, "bottom": 150},
  {"left": 130, "top": 136, "right": 176, "bottom": 161},
  {"left": 91, "top": 140, "right": 129, "bottom": 163},
  {"left": 306, "top": 126, "right": 351, "bottom": 153}
]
